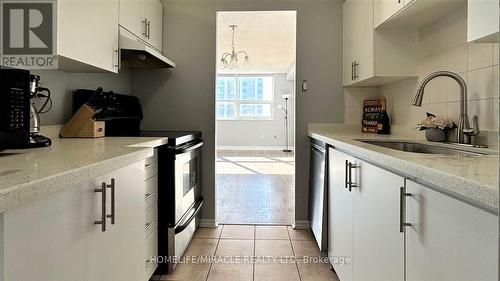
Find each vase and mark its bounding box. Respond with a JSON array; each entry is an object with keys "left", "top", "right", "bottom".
[{"left": 425, "top": 128, "right": 446, "bottom": 142}]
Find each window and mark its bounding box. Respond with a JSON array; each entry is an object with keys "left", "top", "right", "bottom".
[{"left": 216, "top": 75, "right": 274, "bottom": 120}]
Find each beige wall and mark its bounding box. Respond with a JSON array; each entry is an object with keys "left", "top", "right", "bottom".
[
  {"left": 345, "top": 5, "right": 499, "bottom": 138},
  {"left": 131, "top": 0, "right": 344, "bottom": 224}
]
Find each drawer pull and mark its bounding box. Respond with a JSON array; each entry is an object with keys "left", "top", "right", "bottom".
[
  {"left": 145, "top": 221, "right": 153, "bottom": 231},
  {"left": 145, "top": 163, "right": 155, "bottom": 169},
  {"left": 145, "top": 259, "right": 154, "bottom": 269},
  {"left": 145, "top": 192, "right": 155, "bottom": 201}
]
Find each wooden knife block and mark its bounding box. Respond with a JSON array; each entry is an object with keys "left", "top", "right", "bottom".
[{"left": 60, "top": 104, "right": 105, "bottom": 138}]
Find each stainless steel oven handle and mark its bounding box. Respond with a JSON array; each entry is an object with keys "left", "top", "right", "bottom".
[{"left": 174, "top": 197, "right": 204, "bottom": 234}]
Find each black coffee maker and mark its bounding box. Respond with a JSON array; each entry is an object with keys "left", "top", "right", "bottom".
[{"left": 0, "top": 68, "right": 51, "bottom": 149}]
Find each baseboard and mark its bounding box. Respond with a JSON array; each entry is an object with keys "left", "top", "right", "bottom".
[
  {"left": 199, "top": 219, "right": 218, "bottom": 228},
  {"left": 292, "top": 220, "right": 310, "bottom": 230},
  {"left": 217, "top": 146, "right": 295, "bottom": 151}
]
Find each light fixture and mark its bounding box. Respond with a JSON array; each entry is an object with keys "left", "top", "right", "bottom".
[
  {"left": 278, "top": 94, "right": 292, "bottom": 153},
  {"left": 220, "top": 25, "right": 250, "bottom": 69}
]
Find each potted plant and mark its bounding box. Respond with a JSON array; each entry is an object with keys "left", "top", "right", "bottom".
[{"left": 417, "top": 113, "right": 456, "bottom": 142}]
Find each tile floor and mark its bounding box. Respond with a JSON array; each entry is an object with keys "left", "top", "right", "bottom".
[
  {"left": 153, "top": 225, "right": 339, "bottom": 281},
  {"left": 216, "top": 150, "right": 295, "bottom": 224}
]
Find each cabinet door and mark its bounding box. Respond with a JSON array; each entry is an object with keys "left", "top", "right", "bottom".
[
  {"left": 467, "top": 0, "right": 499, "bottom": 42},
  {"left": 406, "top": 180, "right": 498, "bottom": 281},
  {"left": 2, "top": 177, "right": 102, "bottom": 281},
  {"left": 351, "top": 0, "right": 374, "bottom": 82},
  {"left": 119, "top": 0, "right": 146, "bottom": 39},
  {"left": 328, "top": 148, "right": 354, "bottom": 281},
  {"left": 343, "top": 0, "right": 356, "bottom": 86},
  {"left": 99, "top": 161, "right": 146, "bottom": 281},
  {"left": 58, "top": 0, "right": 119, "bottom": 73},
  {"left": 374, "top": 0, "right": 405, "bottom": 27},
  {"left": 353, "top": 160, "right": 404, "bottom": 281},
  {"left": 145, "top": 0, "right": 163, "bottom": 51}
]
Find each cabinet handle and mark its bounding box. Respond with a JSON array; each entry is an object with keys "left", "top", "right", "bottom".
[
  {"left": 95, "top": 183, "right": 107, "bottom": 232},
  {"left": 345, "top": 160, "right": 349, "bottom": 189},
  {"left": 353, "top": 61, "right": 359, "bottom": 80},
  {"left": 147, "top": 20, "right": 151, "bottom": 39},
  {"left": 145, "top": 221, "right": 153, "bottom": 231},
  {"left": 351, "top": 62, "right": 354, "bottom": 80},
  {"left": 399, "top": 186, "right": 412, "bottom": 233},
  {"left": 106, "top": 178, "right": 116, "bottom": 225},
  {"left": 347, "top": 162, "right": 358, "bottom": 192},
  {"left": 142, "top": 18, "right": 148, "bottom": 38},
  {"left": 145, "top": 192, "right": 155, "bottom": 201},
  {"left": 113, "top": 49, "right": 120, "bottom": 69}
]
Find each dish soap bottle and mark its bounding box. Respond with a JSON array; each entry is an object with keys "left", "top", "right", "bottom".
[{"left": 377, "top": 97, "right": 390, "bottom": 134}]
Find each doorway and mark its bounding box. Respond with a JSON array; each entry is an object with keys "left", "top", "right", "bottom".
[{"left": 215, "top": 11, "right": 297, "bottom": 225}]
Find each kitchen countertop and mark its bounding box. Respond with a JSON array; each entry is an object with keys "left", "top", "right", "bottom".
[
  {"left": 0, "top": 126, "right": 169, "bottom": 213},
  {"left": 308, "top": 123, "right": 499, "bottom": 214}
]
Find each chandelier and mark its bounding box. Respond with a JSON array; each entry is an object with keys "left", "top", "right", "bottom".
[{"left": 220, "top": 25, "right": 250, "bottom": 69}]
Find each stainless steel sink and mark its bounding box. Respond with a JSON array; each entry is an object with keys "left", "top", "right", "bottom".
[{"left": 356, "top": 140, "right": 488, "bottom": 156}]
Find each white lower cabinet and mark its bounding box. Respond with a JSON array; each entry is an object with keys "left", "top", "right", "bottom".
[
  {"left": 328, "top": 148, "right": 354, "bottom": 281},
  {"left": 1, "top": 160, "right": 146, "bottom": 281},
  {"left": 353, "top": 160, "right": 404, "bottom": 281},
  {"left": 327, "top": 147, "right": 498, "bottom": 281},
  {"left": 405, "top": 180, "right": 498, "bottom": 281}
]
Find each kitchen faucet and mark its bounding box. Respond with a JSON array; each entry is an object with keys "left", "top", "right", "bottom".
[{"left": 411, "top": 71, "right": 480, "bottom": 145}]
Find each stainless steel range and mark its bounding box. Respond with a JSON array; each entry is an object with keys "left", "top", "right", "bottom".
[{"left": 142, "top": 131, "right": 204, "bottom": 274}]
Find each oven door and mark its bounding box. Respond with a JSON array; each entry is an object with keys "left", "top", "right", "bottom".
[{"left": 174, "top": 140, "right": 203, "bottom": 224}]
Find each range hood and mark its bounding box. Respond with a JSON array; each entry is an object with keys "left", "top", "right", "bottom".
[{"left": 119, "top": 27, "right": 175, "bottom": 69}]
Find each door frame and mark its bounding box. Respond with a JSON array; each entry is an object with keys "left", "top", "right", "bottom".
[{"left": 213, "top": 10, "right": 298, "bottom": 226}]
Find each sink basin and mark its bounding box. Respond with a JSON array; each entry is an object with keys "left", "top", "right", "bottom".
[{"left": 356, "top": 140, "right": 487, "bottom": 156}]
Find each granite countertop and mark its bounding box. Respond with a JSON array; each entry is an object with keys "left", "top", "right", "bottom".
[
  {"left": 0, "top": 126, "right": 169, "bottom": 213},
  {"left": 308, "top": 123, "right": 499, "bottom": 214}
]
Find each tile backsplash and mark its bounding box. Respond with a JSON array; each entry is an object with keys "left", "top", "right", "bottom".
[{"left": 344, "top": 5, "right": 499, "bottom": 136}]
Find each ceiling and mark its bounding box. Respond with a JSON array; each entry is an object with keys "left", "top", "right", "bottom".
[{"left": 217, "top": 11, "right": 296, "bottom": 74}]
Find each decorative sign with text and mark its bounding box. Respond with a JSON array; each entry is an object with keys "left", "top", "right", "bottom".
[{"left": 362, "top": 98, "right": 383, "bottom": 133}]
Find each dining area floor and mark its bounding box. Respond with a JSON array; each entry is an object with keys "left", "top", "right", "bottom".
[{"left": 216, "top": 150, "right": 295, "bottom": 224}]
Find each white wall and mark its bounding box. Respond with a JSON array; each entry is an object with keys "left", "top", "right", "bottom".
[
  {"left": 345, "top": 5, "right": 499, "bottom": 142},
  {"left": 31, "top": 69, "right": 132, "bottom": 125},
  {"left": 216, "top": 73, "right": 295, "bottom": 149},
  {"left": 131, "top": 0, "right": 344, "bottom": 224}
]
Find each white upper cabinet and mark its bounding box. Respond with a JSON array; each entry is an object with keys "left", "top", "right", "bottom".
[
  {"left": 343, "top": 0, "right": 418, "bottom": 87},
  {"left": 405, "top": 180, "right": 498, "bottom": 281},
  {"left": 119, "top": 0, "right": 146, "bottom": 39},
  {"left": 145, "top": 0, "right": 163, "bottom": 51},
  {"left": 467, "top": 0, "right": 499, "bottom": 42},
  {"left": 119, "top": 0, "right": 163, "bottom": 52},
  {"left": 374, "top": 0, "right": 406, "bottom": 27},
  {"left": 57, "top": 0, "right": 119, "bottom": 73}
]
